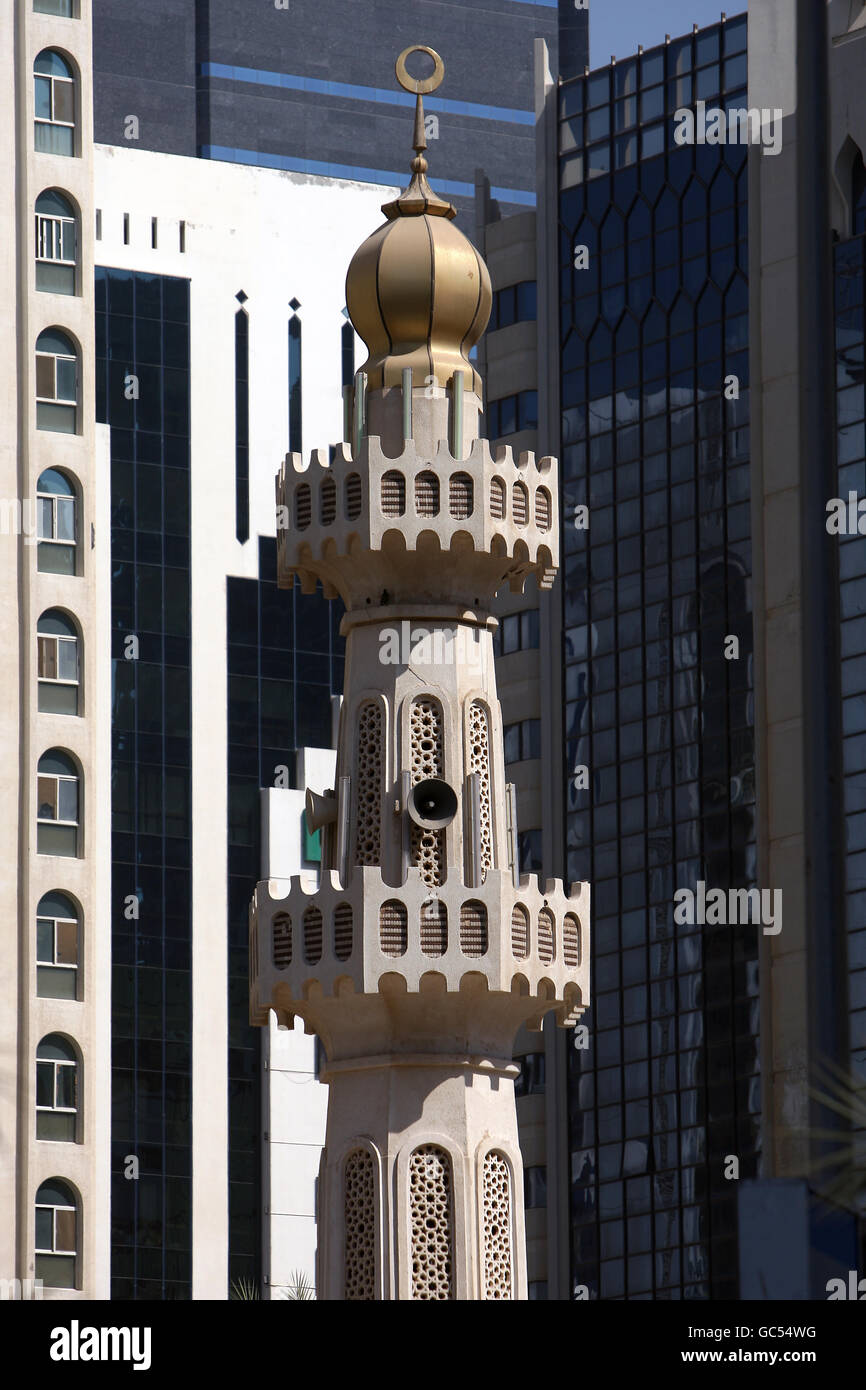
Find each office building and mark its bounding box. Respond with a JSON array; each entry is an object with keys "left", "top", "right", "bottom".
[
  {"left": 505, "top": 1, "right": 866, "bottom": 1300},
  {"left": 93, "top": 148, "right": 390, "bottom": 1298},
  {"left": 89, "top": 0, "right": 584, "bottom": 225}
]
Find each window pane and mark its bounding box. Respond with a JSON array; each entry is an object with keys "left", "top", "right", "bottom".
[
  {"left": 56, "top": 496, "right": 75, "bottom": 540},
  {"left": 502, "top": 615, "right": 519, "bottom": 654},
  {"left": 38, "top": 635, "right": 57, "bottom": 679},
  {"left": 37, "top": 917, "right": 54, "bottom": 962},
  {"left": 34, "top": 75, "right": 52, "bottom": 120},
  {"left": 53, "top": 80, "right": 74, "bottom": 125},
  {"left": 36, "top": 354, "right": 55, "bottom": 399},
  {"left": 35, "top": 1207, "right": 53, "bottom": 1250},
  {"left": 57, "top": 778, "right": 78, "bottom": 823},
  {"left": 504, "top": 723, "right": 521, "bottom": 762},
  {"left": 56, "top": 1063, "right": 76, "bottom": 1110},
  {"left": 36, "top": 1060, "right": 54, "bottom": 1108},
  {"left": 60, "top": 220, "right": 76, "bottom": 262},
  {"left": 55, "top": 1208, "right": 76, "bottom": 1253},
  {"left": 56, "top": 357, "right": 76, "bottom": 402},
  {"left": 38, "top": 496, "right": 53, "bottom": 539},
  {"left": 56, "top": 919, "right": 78, "bottom": 965},
  {"left": 499, "top": 395, "right": 517, "bottom": 436},
  {"left": 38, "top": 965, "right": 77, "bottom": 1000},
  {"left": 525, "top": 719, "right": 542, "bottom": 760},
  {"left": 37, "top": 776, "right": 57, "bottom": 819},
  {"left": 57, "top": 638, "right": 78, "bottom": 681}
]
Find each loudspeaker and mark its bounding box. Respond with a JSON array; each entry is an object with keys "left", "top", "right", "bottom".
[
  {"left": 407, "top": 777, "right": 458, "bottom": 830},
  {"left": 305, "top": 787, "right": 338, "bottom": 832}
]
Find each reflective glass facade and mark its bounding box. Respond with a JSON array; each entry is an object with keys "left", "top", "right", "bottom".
[
  {"left": 557, "top": 16, "right": 760, "bottom": 1299},
  {"left": 835, "top": 232, "right": 866, "bottom": 1093},
  {"left": 96, "top": 267, "right": 193, "bottom": 1300},
  {"left": 226, "top": 541, "right": 344, "bottom": 1285}
]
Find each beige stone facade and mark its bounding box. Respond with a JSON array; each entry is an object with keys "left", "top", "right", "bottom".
[{"left": 0, "top": 0, "right": 111, "bottom": 1300}]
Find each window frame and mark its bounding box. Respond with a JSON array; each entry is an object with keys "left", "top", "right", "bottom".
[
  {"left": 36, "top": 1055, "right": 78, "bottom": 1123},
  {"left": 36, "top": 903, "right": 79, "bottom": 998},
  {"left": 35, "top": 210, "right": 76, "bottom": 267},
  {"left": 36, "top": 754, "right": 80, "bottom": 856},
  {"left": 36, "top": 473, "right": 78, "bottom": 571},
  {"left": 34, "top": 59, "right": 75, "bottom": 145},
  {"left": 37, "top": 614, "right": 80, "bottom": 713},
  {"left": 35, "top": 344, "right": 77, "bottom": 408}
]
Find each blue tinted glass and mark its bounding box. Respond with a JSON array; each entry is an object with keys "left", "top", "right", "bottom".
[
  {"left": 34, "top": 75, "right": 52, "bottom": 119},
  {"left": 34, "top": 49, "right": 72, "bottom": 77},
  {"left": 695, "top": 30, "right": 720, "bottom": 66},
  {"left": 499, "top": 394, "right": 517, "bottom": 435},
  {"left": 641, "top": 86, "right": 664, "bottom": 122},
  {"left": 517, "top": 281, "right": 537, "bottom": 320},
  {"left": 587, "top": 71, "right": 609, "bottom": 107},
  {"left": 641, "top": 53, "right": 664, "bottom": 87},
  {"left": 587, "top": 107, "right": 610, "bottom": 141}
]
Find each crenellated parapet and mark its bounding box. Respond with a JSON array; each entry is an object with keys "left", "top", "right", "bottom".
[
  {"left": 249, "top": 867, "right": 588, "bottom": 1037},
  {"left": 275, "top": 436, "right": 559, "bottom": 606}
]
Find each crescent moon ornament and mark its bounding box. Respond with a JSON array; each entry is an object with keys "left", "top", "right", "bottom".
[{"left": 395, "top": 45, "right": 445, "bottom": 96}]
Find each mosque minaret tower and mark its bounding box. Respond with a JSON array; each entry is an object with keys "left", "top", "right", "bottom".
[{"left": 249, "top": 45, "right": 590, "bottom": 1301}]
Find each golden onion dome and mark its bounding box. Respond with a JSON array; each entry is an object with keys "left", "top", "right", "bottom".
[{"left": 345, "top": 46, "right": 492, "bottom": 397}]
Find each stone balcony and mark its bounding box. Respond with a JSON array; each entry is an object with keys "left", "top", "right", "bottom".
[
  {"left": 249, "top": 866, "right": 589, "bottom": 1039},
  {"left": 275, "top": 437, "right": 559, "bottom": 608}
]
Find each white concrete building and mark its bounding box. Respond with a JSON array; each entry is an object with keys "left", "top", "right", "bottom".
[{"left": 91, "top": 148, "right": 394, "bottom": 1300}]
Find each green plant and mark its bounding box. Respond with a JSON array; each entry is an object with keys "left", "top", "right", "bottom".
[
  {"left": 230, "top": 1276, "right": 261, "bottom": 1301},
  {"left": 283, "top": 1269, "right": 316, "bottom": 1300}
]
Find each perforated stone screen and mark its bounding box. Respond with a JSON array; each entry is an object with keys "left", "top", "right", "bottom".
[
  {"left": 409, "top": 1145, "right": 454, "bottom": 1300},
  {"left": 344, "top": 1149, "right": 376, "bottom": 1300},
  {"left": 482, "top": 1151, "right": 513, "bottom": 1300}
]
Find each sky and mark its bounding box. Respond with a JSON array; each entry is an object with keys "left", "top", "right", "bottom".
[{"left": 589, "top": 0, "right": 747, "bottom": 68}]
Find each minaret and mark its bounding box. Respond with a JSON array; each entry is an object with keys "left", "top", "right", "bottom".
[{"left": 249, "top": 45, "right": 590, "bottom": 1301}]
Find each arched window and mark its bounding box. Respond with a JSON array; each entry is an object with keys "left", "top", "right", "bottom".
[
  {"left": 415, "top": 471, "right": 439, "bottom": 517},
  {"left": 37, "top": 891, "right": 80, "bottom": 999},
  {"left": 37, "top": 469, "right": 77, "bottom": 573},
  {"left": 460, "top": 900, "right": 488, "bottom": 957},
  {"left": 38, "top": 609, "right": 80, "bottom": 714},
  {"left": 35, "top": 1179, "right": 78, "bottom": 1288},
  {"left": 449, "top": 472, "right": 473, "bottom": 519},
  {"left": 303, "top": 906, "right": 323, "bottom": 965},
  {"left": 272, "top": 912, "right": 292, "bottom": 969},
  {"left": 34, "top": 51, "right": 76, "bottom": 157},
  {"left": 295, "top": 482, "right": 311, "bottom": 529},
  {"left": 35, "top": 0, "right": 78, "bottom": 14},
  {"left": 334, "top": 903, "right": 354, "bottom": 961},
  {"left": 379, "top": 901, "right": 407, "bottom": 958},
  {"left": 320, "top": 475, "right": 337, "bottom": 525},
  {"left": 37, "top": 750, "right": 80, "bottom": 856},
  {"left": 36, "top": 1034, "right": 79, "bottom": 1140},
  {"left": 381, "top": 471, "right": 405, "bottom": 517},
  {"left": 345, "top": 472, "right": 362, "bottom": 519},
  {"left": 35, "top": 190, "right": 77, "bottom": 294},
  {"left": 35, "top": 329, "right": 77, "bottom": 432}
]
